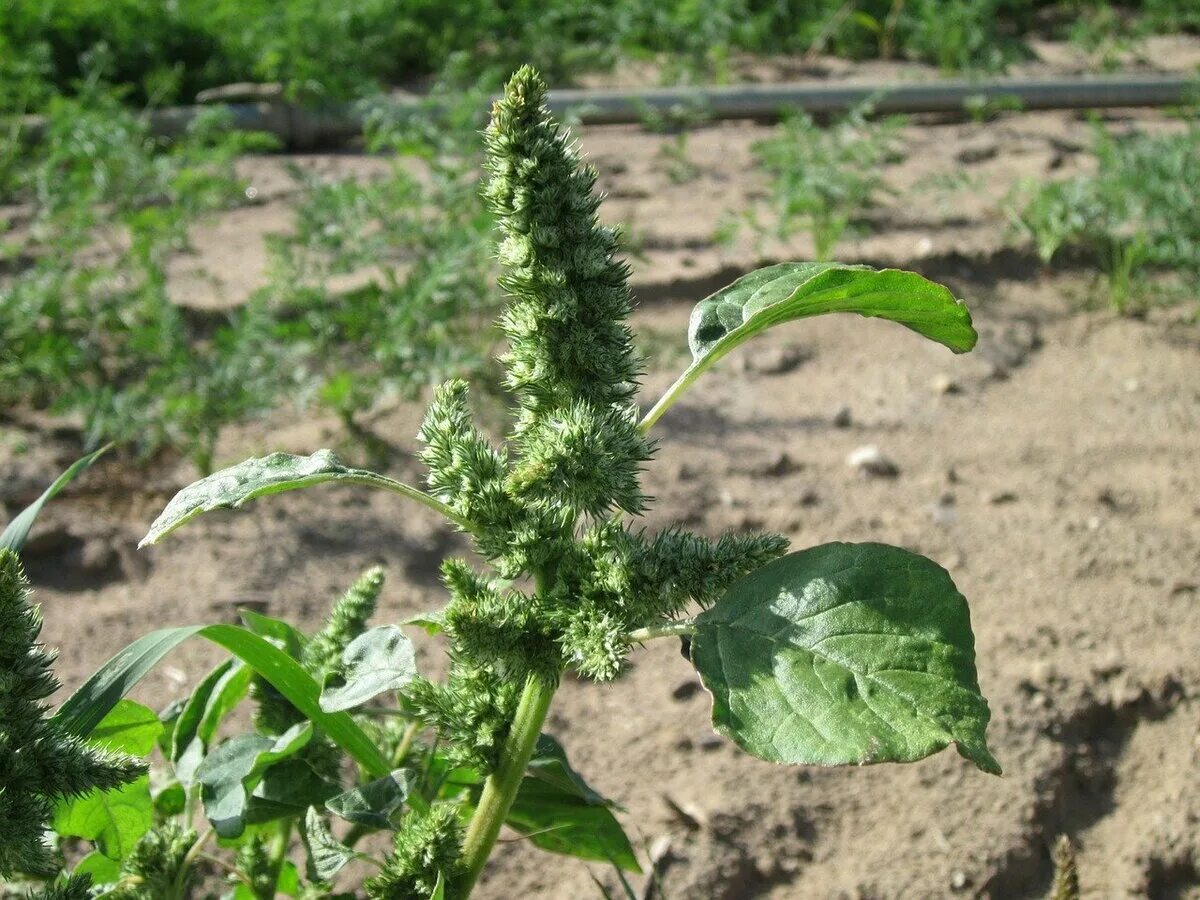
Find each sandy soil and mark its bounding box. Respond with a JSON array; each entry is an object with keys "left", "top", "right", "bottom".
[{"left": 3, "top": 44, "right": 1199, "bottom": 899}]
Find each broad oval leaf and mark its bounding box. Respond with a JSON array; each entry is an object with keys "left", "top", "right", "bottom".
[
  {"left": 319, "top": 625, "right": 417, "bottom": 713},
  {"left": 89, "top": 699, "right": 162, "bottom": 757},
  {"left": 641, "top": 264, "right": 975, "bottom": 430},
  {"left": 689, "top": 263, "right": 976, "bottom": 361},
  {"left": 690, "top": 542, "right": 999, "bottom": 774},
  {"left": 326, "top": 770, "right": 411, "bottom": 829},
  {"left": 53, "top": 775, "right": 153, "bottom": 861},
  {"left": 301, "top": 807, "right": 362, "bottom": 882},
  {"left": 196, "top": 723, "right": 313, "bottom": 838},
  {"left": 53, "top": 700, "right": 159, "bottom": 862},
  {"left": 245, "top": 759, "right": 341, "bottom": 827},
  {"left": 73, "top": 850, "right": 121, "bottom": 885},
  {"left": 140, "top": 450, "right": 447, "bottom": 546}
]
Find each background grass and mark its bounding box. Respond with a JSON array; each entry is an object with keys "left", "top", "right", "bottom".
[{"left": 1, "top": 1, "right": 1197, "bottom": 471}]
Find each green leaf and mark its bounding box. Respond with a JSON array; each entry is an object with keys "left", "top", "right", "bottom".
[
  {"left": 154, "top": 781, "right": 187, "bottom": 816},
  {"left": 53, "top": 624, "right": 392, "bottom": 779},
  {"left": 53, "top": 776, "right": 153, "bottom": 860},
  {"left": 172, "top": 659, "right": 252, "bottom": 785},
  {"left": 401, "top": 608, "right": 446, "bottom": 636},
  {"left": 1, "top": 445, "right": 109, "bottom": 552},
  {"left": 73, "top": 850, "right": 121, "bottom": 885},
  {"left": 504, "top": 737, "right": 640, "bottom": 872},
  {"left": 689, "top": 263, "right": 976, "bottom": 359},
  {"left": 301, "top": 807, "right": 361, "bottom": 882},
  {"left": 319, "top": 625, "right": 417, "bottom": 713},
  {"left": 90, "top": 699, "right": 162, "bottom": 756},
  {"left": 239, "top": 608, "right": 307, "bottom": 658},
  {"left": 525, "top": 734, "right": 604, "bottom": 804},
  {"left": 196, "top": 723, "right": 312, "bottom": 837},
  {"left": 326, "top": 770, "right": 411, "bottom": 829},
  {"left": 140, "top": 449, "right": 462, "bottom": 546},
  {"left": 430, "top": 872, "right": 446, "bottom": 900},
  {"left": 642, "top": 264, "right": 975, "bottom": 430},
  {"left": 247, "top": 758, "right": 340, "bottom": 823},
  {"left": 689, "top": 542, "right": 1000, "bottom": 774}
]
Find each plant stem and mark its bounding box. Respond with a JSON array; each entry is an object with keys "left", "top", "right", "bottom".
[
  {"left": 392, "top": 719, "right": 419, "bottom": 768},
  {"left": 456, "top": 672, "right": 556, "bottom": 897},
  {"left": 627, "top": 620, "right": 697, "bottom": 643},
  {"left": 264, "top": 818, "right": 294, "bottom": 898},
  {"left": 638, "top": 365, "right": 698, "bottom": 434},
  {"left": 171, "top": 825, "right": 213, "bottom": 900}
]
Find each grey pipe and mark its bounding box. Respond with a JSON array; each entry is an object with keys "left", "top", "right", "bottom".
[
  {"left": 546, "top": 73, "right": 1196, "bottom": 123},
  {"left": 16, "top": 74, "right": 1195, "bottom": 149}
]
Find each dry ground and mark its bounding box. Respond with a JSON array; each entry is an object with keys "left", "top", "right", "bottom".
[{"left": 3, "top": 42, "right": 1199, "bottom": 899}]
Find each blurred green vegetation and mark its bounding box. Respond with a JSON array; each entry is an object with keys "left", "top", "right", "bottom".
[
  {"left": 0, "top": 64, "right": 498, "bottom": 471},
  {"left": 2, "top": 0, "right": 1198, "bottom": 112},
  {"left": 1, "top": 1, "right": 1198, "bottom": 469},
  {"left": 1008, "top": 121, "right": 1200, "bottom": 314}
]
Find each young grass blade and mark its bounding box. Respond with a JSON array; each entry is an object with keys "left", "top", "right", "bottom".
[
  {"left": 52, "top": 624, "right": 392, "bottom": 778},
  {"left": 689, "top": 542, "right": 1000, "bottom": 774},
  {"left": 1, "top": 445, "right": 110, "bottom": 552},
  {"left": 640, "top": 264, "right": 976, "bottom": 431},
  {"left": 140, "top": 450, "right": 471, "bottom": 546}
]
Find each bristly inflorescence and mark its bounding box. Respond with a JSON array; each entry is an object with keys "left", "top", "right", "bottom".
[
  {"left": 406, "top": 65, "right": 788, "bottom": 787},
  {"left": 0, "top": 549, "right": 145, "bottom": 879},
  {"left": 105, "top": 824, "right": 198, "bottom": 900},
  {"left": 364, "top": 803, "right": 466, "bottom": 899},
  {"left": 252, "top": 567, "right": 386, "bottom": 779}
]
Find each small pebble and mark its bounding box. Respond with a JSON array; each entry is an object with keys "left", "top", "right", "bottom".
[
  {"left": 986, "top": 490, "right": 1018, "bottom": 504},
  {"left": 697, "top": 731, "right": 725, "bottom": 751},
  {"left": 846, "top": 445, "right": 899, "bottom": 478},
  {"left": 930, "top": 493, "right": 957, "bottom": 527},
  {"left": 747, "top": 345, "right": 807, "bottom": 375},
  {"left": 799, "top": 488, "right": 820, "bottom": 507},
  {"left": 749, "top": 452, "right": 802, "bottom": 477},
  {"left": 932, "top": 373, "right": 960, "bottom": 395},
  {"left": 831, "top": 406, "right": 853, "bottom": 428}
]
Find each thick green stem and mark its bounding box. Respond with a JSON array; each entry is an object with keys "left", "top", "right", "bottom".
[{"left": 456, "top": 672, "right": 556, "bottom": 897}]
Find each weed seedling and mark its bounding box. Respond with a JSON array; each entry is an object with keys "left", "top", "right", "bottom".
[
  {"left": 6, "top": 68, "right": 997, "bottom": 900},
  {"left": 1008, "top": 120, "right": 1200, "bottom": 314},
  {"left": 739, "top": 103, "right": 904, "bottom": 260}
]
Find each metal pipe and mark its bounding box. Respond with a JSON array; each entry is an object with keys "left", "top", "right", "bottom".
[
  {"left": 15, "top": 74, "right": 1195, "bottom": 149},
  {"left": 546, "top": 73, "right": 1196, "bottom": 123}
]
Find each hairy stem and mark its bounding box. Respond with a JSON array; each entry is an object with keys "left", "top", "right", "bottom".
[
  {"left": 627, "top": 620, "right": 697, "bottom": 643},
  {"left": 457, "top": 672, "right": 556, "bottom": 897}
]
